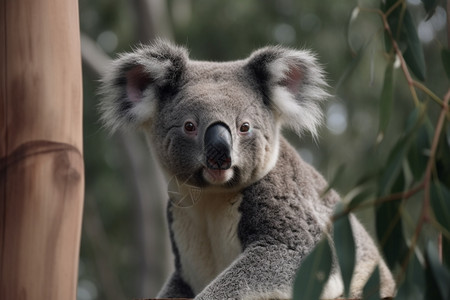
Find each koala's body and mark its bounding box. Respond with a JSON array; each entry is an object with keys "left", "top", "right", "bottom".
[{"left": 100, "top": 40, "right": 395, "bottom": 300}]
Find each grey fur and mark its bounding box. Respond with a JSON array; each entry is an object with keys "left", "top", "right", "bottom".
[{"left": 99, "top": 40, "right": 395, "bottom": 299}]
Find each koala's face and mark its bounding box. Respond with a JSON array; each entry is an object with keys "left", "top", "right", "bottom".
[
  {"left": 149, "top": 67, "right": 280, "bottom": 189},
  {"left": 100, "top": 40, "right": 327, "bottom": 190}
]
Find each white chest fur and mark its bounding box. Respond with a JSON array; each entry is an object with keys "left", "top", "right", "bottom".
[{"left": 170, "top": 192, "right": 243, "bottom": 294}]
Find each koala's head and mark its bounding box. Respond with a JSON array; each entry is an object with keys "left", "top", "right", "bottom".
[{"left": 99, "top": 40, "right": 328, "bottom": 191}]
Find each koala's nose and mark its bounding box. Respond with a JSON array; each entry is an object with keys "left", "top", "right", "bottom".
[{"left": 204, "top": 122, "right": 232, "bottom": 170}]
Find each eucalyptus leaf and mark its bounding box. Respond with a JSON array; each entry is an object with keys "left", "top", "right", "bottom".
[
  {"left": 348, "top": 187, "right": 375, "bottom": 211},
  {"left": 362, "top": 266, "right": 380, "bottom": 300},
  {"left": 421, "top": 0, "right": 439, "bottom": 20},
  {"left": 407, "top": 120, "right": 433, "bottom": 181},
  {"left": 378, "top": 61, "right": 394, "bottom": 140},
  {"left": 333, "top": 203, "right": 356, "bottom": 297},
  {"left": 376, "top": 171, "right": 408, "bottom": 270},
  {"left": 379, "top": 107, "right": 425, "bottom": 196},
  {"left": 292, "top": 239, "right": 333, "bottom": 300},
  {"left": 382, "top": 3, "right": 426, "bottom": 80},
  {"left": 378, "top": 140, "right": 408, "bottom": 197},
  {"left": 396, "top": 251, "right": 425, "bottom": 300},
  {"left": 346, "top": 6, "right": 361, "bottom": 54},
  {"left": 441, "top": 49, "right": 450, "bottom": 80},
  {"left": 404, "top": 105, "right": 425, "bottom": 135},
  {"left": 436, "top": 123, "right": 450, "bottom": 188},
  {"left": 335, "top": 47, "right": 365, "bottom": 93},
  {"left": 425, "top": 241, "right": 450, "bottom": 300},
  {"left": 430, "top": 181, "right": 450, "bottom": 232},
  {"left": 380, "top": 0, "right": 399, "bottom": 14},
  {"left": 443, "top": 236, "right": 450, "bottom": 270},
  {"left": 402, "top": 10, "right": 426, "bottom": 81},
  {"left": 322, "top": 164, "right": 347, "bottom": 197}
]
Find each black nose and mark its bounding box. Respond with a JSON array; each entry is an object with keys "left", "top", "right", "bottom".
[{"left": 204, "top": 123, "right": 232, "bottom": 170}]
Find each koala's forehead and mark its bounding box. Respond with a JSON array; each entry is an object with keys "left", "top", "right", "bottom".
[
  {"left": 187, "top": 60, "right": 243, "bottom": 80},
  {"left": 173, "top": 60, "right": 262, "bottom": 111}
]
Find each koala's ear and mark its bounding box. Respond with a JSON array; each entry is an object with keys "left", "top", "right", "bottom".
[
  {"left": 99, "top": 40, "right": 188, "bottom": 132},
  {"left": 245, "top": 46, "right": 329, "bottom": 137}
]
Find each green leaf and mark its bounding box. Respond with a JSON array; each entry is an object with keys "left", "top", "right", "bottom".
[
  {"left": 382, "top": 3, "right": 426, "bottom": 80},
  {"left": 421, "top": 0, "right": 439, "bottom": 20},
  {"left": 442, "top": 49, "right": 450, "bottom": 80},
  {"left": 292, "top": 239, "right": 333, "bottom": 300},
  {"left": 404, "top": 105, "right": 425, "bottom": 135},
  {"left": 379, "top": 107, "right": 425, "bottom": 196},
  {"left": 322, "top": 164, "right": 347, "bottom": 197},
  {"left": 407, "top": 120, "right": 433, "bottom": 181},
  {"left": 402, "top": 10, "right": 426, "bottom": 81},
  {"left": 378, "top": 140, "right": 408, "bottom": 197},
  {"left": 381, "top": 0, "right": 399, "bottom": 13},
  {"left": 348, "top": 187, "right": 375, "bottom": 211},
  {"left": 333, "top": 203, "right": 356, "bottom": 297},
  {"left": 396, "top": 251, "right": 426, "bottom": 300},
  {"left": 430, "top": 181, "right": 450, "bottom": 232},
  {"left": 384, "top": 29, "right": 393, "bottom": 53},
  {"left": 362, "top": 266, "right": 380, "bottom": 300},
  {"left": 436, "top": 123, "right": 450, "bottom": 188},
  {"left": 425, "top": 241, "right": 450, "bottom": 300},
  {"left": 443, "top": 236, "right": 450, "bottom": 270},
  {"left": 346, "top": 6, "right": 361, "bottom": 54},
  {"left": 376, "top": 171, "right": 408, "bottom": 269},
  {"left": 378, "top": 61, "right": 395, "bottom": 140},
  {"left": 335, "top": 47, "right": 365, "bottom": 93}
]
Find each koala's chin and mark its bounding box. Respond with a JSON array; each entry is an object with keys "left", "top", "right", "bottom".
[{"left": 202, "top": 168, "right": 234, "bottom": 185}]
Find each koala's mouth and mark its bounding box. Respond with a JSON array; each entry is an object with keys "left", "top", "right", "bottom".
[{"left": 202, "top": 167, "right": 234, "bottom": 185}]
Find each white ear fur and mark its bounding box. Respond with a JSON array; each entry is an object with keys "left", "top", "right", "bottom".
[
  {"left": 249, "top": 48, "right": 329, "bottom": 138},
  {"left": 99, "top": 60, "right": 157, "bottom": 132},
  {"left": 98, "top": 40, "right": 187, "bottom": 132}
]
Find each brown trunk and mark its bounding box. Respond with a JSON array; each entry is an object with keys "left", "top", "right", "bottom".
[{"left": 0, "top": 0, "right": 84, "bottom": 299}]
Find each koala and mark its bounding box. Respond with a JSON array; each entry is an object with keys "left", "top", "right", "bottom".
[{"left": 99, "top": 40, "right": 395, "bottom": 300}]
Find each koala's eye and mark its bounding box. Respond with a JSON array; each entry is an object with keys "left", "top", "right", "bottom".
[
  {"left": 240, "top": 122, "right": 250, "bottom": 133},
  {"left": 184, "top": 121, "right": 196, "bottom": 132}
]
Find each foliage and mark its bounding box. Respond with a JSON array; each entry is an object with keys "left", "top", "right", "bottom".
[
  {"left": 292, "top": 239, "right": 333, "bottom": 300},
  {"left": 292, "top": 0, "right": 450, "bottom": 299}
]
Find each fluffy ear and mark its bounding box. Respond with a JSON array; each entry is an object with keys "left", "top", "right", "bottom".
[
  {"left": 99, "top": 39, "right": 188, "bottom": 132},
  {"left": 245, "top": 46, "right": 329, "bottom": 137}
]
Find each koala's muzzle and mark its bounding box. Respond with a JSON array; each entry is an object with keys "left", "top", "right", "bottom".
[{"left": 204, "top": 123, "right": 232, "bottom": 170}]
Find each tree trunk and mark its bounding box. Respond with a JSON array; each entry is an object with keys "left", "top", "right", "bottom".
[{"left": 0, "top": 0, "right": 84, "bottom": 299}]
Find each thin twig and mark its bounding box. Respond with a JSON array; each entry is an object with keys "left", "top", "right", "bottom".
[
  {"left": 401, "top": 88, "right": 450, "bottom": 271},
  {"left": 382, "top": 17, "right": 420, "bottom": 106},
  {"left": 375, "top": 183, "right": 424, "bottom": 205},
  {"left": 385, "top": 0, "right": 403, "bottom": 17},
  {"left": 360, "top": 6, "right": 445, "bottom": 108},
  {"left": 332, "top": 183, "right": 424, "bottom": 221},
  {"left": 423, "top": 88, "right": 450, "bottom": 208},
  {"left": 394, "top": 2, "right": 407, "bottom": 43},
  {"left": 358, "top": 6, "right": 421, "bottom": 106},
  {"left": 413, "top": 81, "right": 444, "bottom": 106}
]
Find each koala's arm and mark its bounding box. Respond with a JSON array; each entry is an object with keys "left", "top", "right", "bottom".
[
  {"left": 194, "top": 149, "right": 327, "bottom": 300},
  {"left": 195, "top": 244, "right": 302, "bottom": 300},
  {"left": 157, "top": 271, "right": 195, "bottom": 298}
]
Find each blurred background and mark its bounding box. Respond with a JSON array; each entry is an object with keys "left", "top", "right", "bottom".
[{"left": 78, "top": 0, "right": 448, "bottom": 299}]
